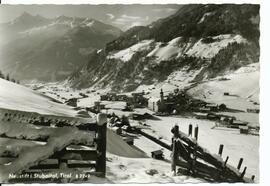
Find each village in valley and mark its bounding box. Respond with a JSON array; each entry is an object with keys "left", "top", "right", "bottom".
[{"left": 26, "top": 63, "right": 259, "bottom": 183}]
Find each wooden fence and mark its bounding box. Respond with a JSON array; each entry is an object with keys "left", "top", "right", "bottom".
[
  {"left": 0, "top": 109, "right": 107, "bottom": 183},
  {"left": 129, "top": 123, "right": 256, "bottom": 183},
  {"left": 171, "top": 124, "right": 255, "bottom": 183}
]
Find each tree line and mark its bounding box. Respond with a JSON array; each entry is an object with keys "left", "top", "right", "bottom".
[{"left": 0, "top": 70, "right": 20, "bottom": 84}]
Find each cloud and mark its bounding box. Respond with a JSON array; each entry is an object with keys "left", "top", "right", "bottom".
[
  {"left": 152, "top": 8, "right": 177, "bottom": 13},
  {"left": 112, "top": 14, "right": 151, "bottom": 30},
  {"left": 129, "top": 21, "right": 143, "bottom": 27},
  {"left": 106, "top": 13, "right": 115, "bottom": 20},
  {"left": 121, "top": 14, "right": 141, "bottom": 20},
  {"left": 112, "top": 14, "right": 142, "bottom": 26}
]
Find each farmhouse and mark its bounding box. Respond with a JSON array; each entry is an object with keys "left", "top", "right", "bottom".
[
  {"left": 148, "top": 97, "right": 160, "bottom": 112},
  {"left": 247, "top": 108, "right": 260, "bottom": 113},
  {"left": 131, "top": 92, "right": 148, "bottom": 107},
  {"left": 117, "top": 94, "right": 128, "bottom": 101},
  {"left": 205, "top": 103, "right": 219, "bottom": 111}
]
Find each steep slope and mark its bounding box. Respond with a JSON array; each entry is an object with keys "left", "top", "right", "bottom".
[
  {"left": 69, "top": 4, "right": 259, "bottom": 92},
  {"left": 0, "top": 13, "right": 122, "bottom": 81},
  {"left": 0, "top": 78, "right": 84, "bottom": 117}
]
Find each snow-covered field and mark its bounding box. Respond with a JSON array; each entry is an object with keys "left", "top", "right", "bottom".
[
  {"left": 106, "top": 152, "right": 204, "bottom": 183},
  {"left": 139, "top": 116, "right": 259, "bottom": 181},
  {"left": 188, "top": 63, "right": 259, "bottom": 104},
  {"left": 188, "top": 63, "right": 260, "bottom": 126}
]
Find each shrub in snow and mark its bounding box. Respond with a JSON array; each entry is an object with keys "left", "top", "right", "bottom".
[{"left": 145, "top": 169, "right": 159, "bottom": 176}]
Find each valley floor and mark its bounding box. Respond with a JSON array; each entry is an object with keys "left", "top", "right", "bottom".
[{"left": 30, "top": 69, "right": 259, "bottom": 182}]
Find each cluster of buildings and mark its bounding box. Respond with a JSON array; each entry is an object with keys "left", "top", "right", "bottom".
[
  {"left": 148, "top": 88, "right": 208, "bottom": 114},
  {"left": 100, "top": 92, "right": 148, "bottom": 108}
]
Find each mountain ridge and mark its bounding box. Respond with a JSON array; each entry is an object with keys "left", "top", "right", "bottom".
[
  {"left": 68, "top": 4, "right": 260, "bottom": 92},
  {"left": 0, "top": 12, "right": 123, "bottom": 81}
]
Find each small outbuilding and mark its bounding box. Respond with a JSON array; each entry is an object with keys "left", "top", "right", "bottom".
[
  {"left": 239, "top": 126, "right": 249, "bottom": 134},
  {"left": 151, "top": 150, "right": 164, "bottom": 160}
]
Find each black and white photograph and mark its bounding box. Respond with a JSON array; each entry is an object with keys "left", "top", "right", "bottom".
[{"left": 0, "top": 0, "right": 265, "bottom": 184}]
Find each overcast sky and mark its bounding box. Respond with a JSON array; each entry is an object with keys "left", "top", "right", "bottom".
[{"left": 0, "top": 4, "right": 181, "bottom": 30}]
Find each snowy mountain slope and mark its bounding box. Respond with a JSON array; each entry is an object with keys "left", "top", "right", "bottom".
[
  {"left": 0, "top": 78, "right": 87, "bottom": 118},
  {"left": 69, "top": 4, "right": 259, "bottom": 92},
  {"left": 187, "top": 63, "right": 260, "bottom": 109},
  {"left": 108, "top": 40, "right": 154, "bottom": 62},
  {"left": 0, "top": 13, "right": 122, "bottom": 81},
  {"left": 186, "top": 63, "right": 260, "bottom": 126}
]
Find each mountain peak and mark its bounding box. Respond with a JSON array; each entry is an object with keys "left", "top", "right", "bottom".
[
  {"left": 14, "top": 11, "right": 48, "bottom": 23},
  {"left": 16, "top": 11, "right": 33, "bottom": 20}
]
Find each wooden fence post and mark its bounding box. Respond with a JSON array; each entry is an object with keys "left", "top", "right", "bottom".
[
  {"left": 224, "top": 156, "right": 229, "bottom": 166},
  {"left": 218, "top": 144, "right": 224, "bottom": 156},
  {"left": 58, "top": 157, "right": 68, "bottom": 169},
  {"left": 240, "top": 166, "right": 247, "bottom": 178},
  {"left": 95, "top": 113, "right": 107, "bottom": 177},
  {"left": 188, "top": 124, "right": 192, "bottom": 137},
  {"left": 194, "top": 125, "right": 199, "bottom": 141},
  {"left": 218, "top": 155, "right": 229, "bottom": 181},
  {"left": 171, "top": 138, "right": 177, "bottom": 175},
  {"left": 237, "top": 158, "right": 243, "bottom": 170},
  {"left": 171, "top": 125, "right": 179, "bottom": 175}
]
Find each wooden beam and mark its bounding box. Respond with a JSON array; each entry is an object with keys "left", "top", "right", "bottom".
[
  {"left": 29, "top": 161, "right": 96, "bottom": 170},
  {"left": 95, "top": 113, "right": 107, "bottom": 177},
  {"left": 0, "top": 133, "right": 49, "bottom": 143},
  {"left": 51, "top": 149, "right": 98, "bottom": 161}
]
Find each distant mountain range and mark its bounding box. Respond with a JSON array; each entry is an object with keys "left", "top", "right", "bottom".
[
  {"left": 0, "top": 12, "right": 122, "bottom": 81},
  {"left": 68, "top": 4, "right": 260, "bottom": 92}
]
